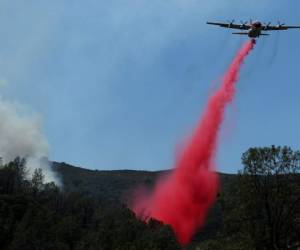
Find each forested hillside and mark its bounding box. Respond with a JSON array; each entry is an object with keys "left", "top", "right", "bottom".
[
  {"left": 52, "top": 162, "right": 236, "bottom": 246},
  {"left": 52, "top": 162, "right": 235, "bottom": 204},
  {"left": 0, "top": 158, "right": 180, "bottom": 250},
  {"left": 1, "top": 146, "right": 299, "bottom": 250}
]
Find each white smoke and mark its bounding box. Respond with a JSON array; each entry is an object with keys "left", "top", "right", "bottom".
[{"left": 0, "top": 97, "right": 60, "bottom": 185}]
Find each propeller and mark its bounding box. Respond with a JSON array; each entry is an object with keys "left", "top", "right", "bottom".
[
  {"left": 277, "top": 21, "right": 285, "bottom": 27},
  {"left": 227, "top": 19, "right": 235, "bottom": 27},
  {"left": 263, "top": 22, "right": 272, "bottom": 30},
  {"left": 240, "top": 20, "right": 248, "bottom": 27}
]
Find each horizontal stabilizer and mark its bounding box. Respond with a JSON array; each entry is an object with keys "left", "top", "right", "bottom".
[
  {"left": 232, "top": 32, "right": 248, "bottom": 35},
  {"left": 260, "top": 33, "right": 270, "bottom": 36}
]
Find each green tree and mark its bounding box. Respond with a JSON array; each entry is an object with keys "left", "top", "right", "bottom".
[
  {"left": 224, "top": 146, "right": 300, "bottom": 250},
  {"left": 0, "top": 158, "right": 181, "bottom": 250},
  {"left": 0, "top": 157, "right": 27, "bottom": 194},
  {"left": 31, "top": 168, "right": 45, "bottom": 191}
]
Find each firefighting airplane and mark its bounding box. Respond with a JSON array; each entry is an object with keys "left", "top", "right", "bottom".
[{"left": 207, "top": 20, "right": 300, "bottom": 38}]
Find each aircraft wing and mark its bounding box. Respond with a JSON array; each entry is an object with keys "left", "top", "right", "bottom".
[
  {"left": 263, "top": 25, "right": 300, "bottom": 31},
  {"left": 207, "top": 22, "right": 250, "bottom": 30}
]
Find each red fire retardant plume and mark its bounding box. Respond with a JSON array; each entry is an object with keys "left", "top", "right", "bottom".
[{"left": 130, "top": 40, "right": 255, "bottom": 245}]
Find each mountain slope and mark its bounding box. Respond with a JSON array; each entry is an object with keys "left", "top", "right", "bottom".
[
  {"left": 52, "top": 161, "right": 236, "bottom": 242},
  {"left": 52, "top": 161, "right": 235, "bottom": 203}
]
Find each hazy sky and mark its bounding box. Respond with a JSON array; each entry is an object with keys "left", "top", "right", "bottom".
[{"left": 0, "top": 0, "right": 300, "bottom": 173}]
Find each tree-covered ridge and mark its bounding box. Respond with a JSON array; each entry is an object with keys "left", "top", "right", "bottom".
[
  {"left": 52, "top": 162, "right": 234, "bottom": 244},
  {"left": 198, "top": 146, "right": 300, "bottom": 250},
  {"left": 51, "top": 162, "right": 236, "bottom": 206},
  {"left": 0, "top": 158, "right": 180, "bottom": 250},
  {"left": 1, "top": 146, "right": 299, "bottom": 250}
]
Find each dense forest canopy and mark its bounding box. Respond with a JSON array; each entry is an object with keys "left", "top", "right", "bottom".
[
  {"left": 0, "top": 146, "right": 299, "bottom": 250},
  {"left": 198, "top": 146, "right": 300, "bottom": 250},
  {"left": 0, "top": 157, "right": 180, "bottom": 250}
]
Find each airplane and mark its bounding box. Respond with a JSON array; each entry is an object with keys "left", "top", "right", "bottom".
[{"left": 207, "top": 20, "right": 300, "bottom": 38}]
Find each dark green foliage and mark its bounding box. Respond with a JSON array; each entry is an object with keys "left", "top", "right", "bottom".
[
  {"left": 52, "top": 162, "right": 166, "bottom": 204},
  {"left": 2, "top": 146, "right": 299, "bottom": 250},
  {"left": 52, "top": 162, "right": 237, "bottom": 248},
  {"left": 52, "top": 161, "right": 236, "bottom": 244},
  {"left": 31, "top": 168, "right": 45, "bottom": 191},
  {"left": 0, "top": 157, "right": 27, "bottom": 195},
  {"left": 0, "top": 159, "right": 180, "bottom": 250},
  {"left": 218, "top": 146, "right": 300, "bottom": 250}
]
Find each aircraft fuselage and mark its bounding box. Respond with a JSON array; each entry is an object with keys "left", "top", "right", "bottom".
[
  {"left": 248, "top": 22, "right": 262, "bottom": 38},
  {"left": 248, "top": 27, "right": 261, "bottom": 38}
]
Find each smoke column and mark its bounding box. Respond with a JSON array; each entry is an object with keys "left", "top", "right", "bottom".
[
  {"left": 0, "top": 98, "right": 60, "bottom": 185},
  {"left": 130, "top": 40, "right": 255, "bottom": 244}
]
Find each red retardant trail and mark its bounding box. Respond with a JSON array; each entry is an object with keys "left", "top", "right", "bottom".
[{"left": 130, "top": 40, "right": 255, "bottom": 245}]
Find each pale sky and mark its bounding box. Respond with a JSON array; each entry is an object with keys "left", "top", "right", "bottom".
[{"left": 0, "top": 0, "right": 300, "bottom": 173}]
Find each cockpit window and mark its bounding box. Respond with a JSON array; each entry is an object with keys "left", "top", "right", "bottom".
[{"left": 253, "top": 22, "right": 262, "bottom": 28}]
